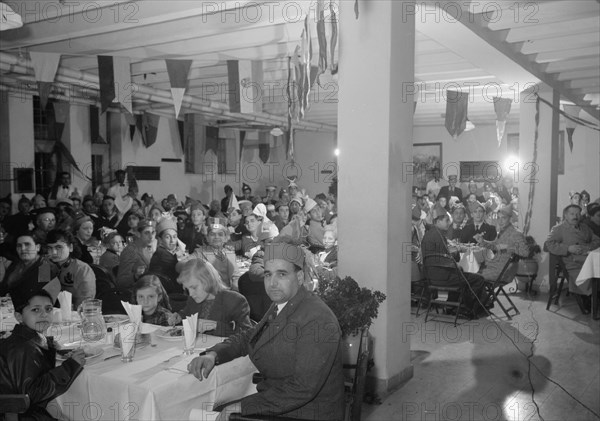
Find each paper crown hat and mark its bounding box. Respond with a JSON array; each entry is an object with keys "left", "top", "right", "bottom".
[
  {"left": 304, "top": 198, "right": 318, "bottom": 212},
  {"left": 265, "top": 185, "right": 277, "bottom": 191},
  {"left": 264, "top": 242, "right": 305, "bottom": 269},
  {"left": 156, "top": 217, "right": 177, "bottom": 235},
  {"left": 137, "top": 219, "right": 156, "bottom": 231},
  {"left": 207, "top": 217, "right": 228, "bottom": 232},
  {"left": 228, "top": 193, "right": 240, "bottom": 211},
  {"left": 242, "top": 183, "right": 252, "bottom": 192}
]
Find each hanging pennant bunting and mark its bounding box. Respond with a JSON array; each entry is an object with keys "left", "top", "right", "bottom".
[
  {"left": 286, "top": 56, "right": 295, "bottom": 159},
  {"left": 137, "top": 113, "right": 160, "bottom": 148},
  {"left": 124, "top": 113, "right": 136, "bottom": 141},
  {"left": 355, "top": 0, "right": 359, "bottom": 19},
  {"left": 30, "top": 52, "right": 61, "bottom": 109},
  {"left": 258, "top": 131, "right": 270, "bottom": 164},
  {"left": 563, "top": 105, "right": 581, "bottom": 152},
  {"left": 227, "top": 60, "right": 263, "bottom": 114},
  {"left": 237, "top": 130, "right": 246, "bottom": 160},
  {"left": 89, "top": 105, "right": 106, "bottom": 144},
  {"left": 297, "top": 16, "right": 313, "bottom": 120},
  {"left": 53, "top": 102, "right": 70, "bottom": 123},
  {"left": 54, "top": 139, "right": 92, "bottom": 182},
  {"left": 493, "top": 97, "right": 512, "bottom": 147},
  {"left": 165, "top": 59, "right": 192, "bottom": 119},
  {"left": 330, "top": 2, "right": 338, "bottom": 75},
  {"left": 97, "top": 55, "right": 133, "bottom": 114},
  {"left": 445, "top": 90, "right": 468, "bottom": 139}
]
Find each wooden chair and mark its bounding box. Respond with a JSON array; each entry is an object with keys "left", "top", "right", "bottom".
[
  {"left": 90, "top": 263, "right": 129, "bottom": 314},
  {"left": 422, "top": 255, "right": 470, "bottom": 326},
  {"left": 0, "top": 394, "right": 30, "bottom": 421},
  {"left": 484, "top": 254, "right": 520, "bottom": 320},
  {"left": 546, "top": 255, "right": 569, "bottom": 310},
  {"left": 411, "top": 278, "right": 429, "bottom": 317}
]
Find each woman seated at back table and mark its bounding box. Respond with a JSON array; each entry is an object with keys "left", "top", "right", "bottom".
[
  {"left": 177, "top": 259, "right": 251, "bottom": 337},
  {"left": 148, "top": 217, "right": 185, "bottom": 294}
]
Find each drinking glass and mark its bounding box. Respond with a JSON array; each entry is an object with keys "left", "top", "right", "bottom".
[{"left": 118, "top": 321, "right": 138, "bottom": 362}]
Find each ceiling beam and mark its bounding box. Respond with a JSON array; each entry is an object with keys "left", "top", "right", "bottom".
[{"left": 430, "top": 2, "right": 599, "bottom": 121}]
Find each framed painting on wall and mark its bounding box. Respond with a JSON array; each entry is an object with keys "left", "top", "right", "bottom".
[
  {"left": 14, "top": 168, "right": 35, "bottom": 193},
  {"left": 413, "top": 143, "right": 442, "bottom": 190}
]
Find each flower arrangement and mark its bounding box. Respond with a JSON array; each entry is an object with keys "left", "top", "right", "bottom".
[
  {"left": 524, "top": 235, "right": 542, "bottom": 259},
  {"left": 316, "top": 276, "right": 386, "bottom": 337}
]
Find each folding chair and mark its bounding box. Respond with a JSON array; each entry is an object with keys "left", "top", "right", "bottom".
[
  {"left": 343, "top": 327, "right": 370, "bottom": 421},
  {"left": 0, "top": 394, "right": 30, "bottom": 421},
  {"left": 484, "top": 254, "right": 520, "bottom": 320},
  {"left": 422, "top": 255, "right": 470, "bottom": 326}
]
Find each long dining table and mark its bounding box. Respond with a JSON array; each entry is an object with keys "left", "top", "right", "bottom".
[
  {"left": 47, "top": 323, "right": 257, "bottom": 421},
  {"left": 576, "top": 248, "right": 600, "bottom": 320}
]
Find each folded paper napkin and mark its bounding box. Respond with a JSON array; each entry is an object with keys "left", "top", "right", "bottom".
[
  {"left": 57, "top": 291, "right": 72, "bottom": 321},
  {"left": 121, "top": 301, "right": 142, "bottom": 326},
  {"left": 182, "top": 314, "right": 198, "bottom": 349},
  {"left": 119, "top": 321, "right": 138, "bottom": 357}
]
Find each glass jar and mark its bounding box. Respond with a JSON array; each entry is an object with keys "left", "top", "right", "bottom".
[{"left": 80, "top": 299, "right": 106, "bottom": 342}]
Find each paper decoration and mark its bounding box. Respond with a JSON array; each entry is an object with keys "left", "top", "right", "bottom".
[
  {"left": 124, "top": 112, "right": 136, "bottom": 141},
  {"left": 177, "top": 119, "right": 185, "bottom": 152},
  {"left": 227, "top": 60, "right": 263, "bottom": 114},
  {"left": 445, "top": 90, "right": 469, "bottom": 139},
  {"left": 30, "top": 52, "right": 61, "bottom": 109},
  {"left": 136, "top": 113, "right": 160, "bottom": 148},
  {"left": 330, "top": 2, "right": 338, "bottom": 75},
  {"left": 493, "top": 97, "right": 512, "bottom": 147},
  {"left": 206, "top": 126, "right": 219, "bottom": 156},
  {"left": 298, "top": 16, "right": 313, "bottom": 119},
  {"left": 563, "top": 105, "right": 581, "bottom": 152},
  {"left": 228, "top": 193, "right": 240, "bottom": 211},
  {"left": 97, "top": 55, "right": 133, "bottom": 114},
  {"left": 239, "top": 130, "right": 246, "bottom": 160},
  {"left": 316, "top": 0, "right": 328, "bottom": 83},
  {"left": 166, "top": 59, "right": 192, "bottom": 118}
]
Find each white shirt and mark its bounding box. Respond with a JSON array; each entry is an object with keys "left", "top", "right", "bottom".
[{"left": 426, "top": 178, "right": 447, "bottom": 197}]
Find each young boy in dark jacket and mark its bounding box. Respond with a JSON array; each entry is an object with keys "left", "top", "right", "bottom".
[{"left": 0, "top": 288, "right": 85, "bottom": 420}]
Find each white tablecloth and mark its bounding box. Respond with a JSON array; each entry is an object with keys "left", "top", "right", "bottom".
[
  {"left": 459, "top": 247, "right": 493, "bottom": 273},
  {"left": 48, "top": 326, "right": 257, "bottom": 421},
  {"left": 576, "top": 248, "right": 600, "bottom": 286}
]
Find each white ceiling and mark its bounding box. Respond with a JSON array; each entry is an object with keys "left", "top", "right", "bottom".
[{"left": 0, "top": 0, "right": 598, "bottom": 131}]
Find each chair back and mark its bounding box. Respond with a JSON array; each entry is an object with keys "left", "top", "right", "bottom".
[
  {"left": 554, "top": 255, "right": 570, "bottom": 281},
  {"left": 0, "top": 394, "right": 30, "bottom": 421},
  {"left": 495, "top": 254, "right": 520, "bottom": 285},
  {"left": 90, "top": 263, "right": 117, "bottom": 295}
]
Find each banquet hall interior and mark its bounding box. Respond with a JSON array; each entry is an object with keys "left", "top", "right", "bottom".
[{"left": 0, "top": 1, "right": 599, "bottom": 420}]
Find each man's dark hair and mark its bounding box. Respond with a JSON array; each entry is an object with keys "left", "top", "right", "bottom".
[
  {"left": 224, "top": 185, "right": 233, "bottom": 194},
  {"left": 563, "top": 204, "right": 582, "bottom": 216},
  {"left": 587, "top": 203, "right": 600, "bottom": 217},
  {"left": 14, "top": 289, "right": 53, "bottom": 313},
  {"left": 59, "top": 171, "right": 70, "bottom": 178},
  {"left": 434, "top": 213, "right": 448, "bottom": 223},
  {"left": 46, "top": 229, "right": 74, "bottom": 246}
]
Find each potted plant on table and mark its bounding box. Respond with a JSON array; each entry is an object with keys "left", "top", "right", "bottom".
[{"left": 316, "top": 276, "right": 386, "bottom": 365}]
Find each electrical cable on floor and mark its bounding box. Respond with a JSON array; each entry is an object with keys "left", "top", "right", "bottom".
[
  {"left": 524, "top": 294, "right": 543, "bottom": 421},
  {"left": 430, "top": 229, "right": 600, "bottom": 420}
]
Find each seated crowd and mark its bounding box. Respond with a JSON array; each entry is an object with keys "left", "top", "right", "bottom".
[
  {"left": 0, "top": 172, "right": 344, "bottom": 420},
  {"left": 412, "top": 173, "right": 600, "bottom": 316}
]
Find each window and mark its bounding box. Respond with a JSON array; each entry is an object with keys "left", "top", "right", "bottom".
[
  {"left": 217, "top": 136, "right": 236, "bottom": 175},
  {"left": 33, "top": 96, "right": 56, "bottom": 141},
  {"left": 459, "top": 161, "right": 501, "bottom": 183}
]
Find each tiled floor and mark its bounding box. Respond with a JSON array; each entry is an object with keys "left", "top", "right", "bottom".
[{"left": 363, "top": 283, "right": 600, "bottom": 421}]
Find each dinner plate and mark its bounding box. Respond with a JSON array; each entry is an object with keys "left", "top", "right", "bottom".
[
  {"left": 56, "top": 346, "right": 104, "bottom": 361},
  {"left": 155, "top": 327, "right": 184, "bottom": 341}
]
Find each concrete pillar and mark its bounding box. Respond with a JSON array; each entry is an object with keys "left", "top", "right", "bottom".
[
  {"left": 518, "top": 85, "right": 558, "bottom": 287},
  {"left": 0, "top": 92, "right": 35, "bottom": 206},
  {"left": 337, "top": 0, "right": 415, "bottom": 394}
]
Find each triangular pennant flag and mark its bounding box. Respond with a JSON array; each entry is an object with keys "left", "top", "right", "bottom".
[
  {"left": 205, "top": 126, "right": 219, "bottom": 155},
  {"left": 55, "top": 122, "right": 65, "bottom": 141},
  {"left": 564, "top": 105, "right": 581, "bottom": 152},
  {"left": 445, "top": 90, "right": 468, "bottom": 139},
  {"left": 113, "top": 56, "right": 133, "bottom": 115},
  {"left": 54, "top": 139, "right": 92, "bottom": 182},
  {"left": 239, "top": 130, "right": 246, "bottom": 160},
  {"left": 414, "top": 101, "right": 418, "bottom": 114},
  {"left": 89, "top": 105, "right": 107, "bottom": 144},
  {"left": 53, "top": 102, "right": 70, "bottom": 123},
  {"left": 141, "top": 113, "right": 160, "bottom": 148},
  {"left": 228, "top": 192, "right": 240, "bottom": 211},
  {"left": 135, "top": 115, "right": 144, "bottom": 143},
  {"left": 38, "top": 82, "right": 53, "bottom": 110},
  {"left": 258, "top": 131, "right": 270, "bottom": 164},
  {"left": 30, "top": 52, "right": 61, "bottom": 81},
  {"left": 97, "top": 56, "right": 116, "bottom": 114},
  {"left": 177, "top": 119, "right": 185, "bottom": 152},
  {"left": 287, "top": 128, "right": 295, "bottom": 162},
  {"left": 493, "top": 97, "right": 512, "bottom": 147},
  {"left": 166, "top": 59, "right": 192, "bottom": 118},
  {"left": 124, "top": 113, "right": 136, "bottom": 142}
]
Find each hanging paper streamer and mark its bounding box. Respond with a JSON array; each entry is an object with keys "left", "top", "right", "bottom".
[
  {"left": 330, "top": 2, "right": 338, "bottom": 75},
  {"left": 563, "top": 105, "right": 581, "bottom": 152},
  {"left": 165, "top": 59, "right": 192, "bottom": 119},
  {"left": 493, "top": 97, "right": 512, "bottom": 147},
  {"left": 523, "top": 97, "right": 540, "bottom": 236},
  {"left": 30, "top": 52, "right": 61, "bottom": 109},
  {"left": 239, "top": 130, "right": 246, "bottom": 160},
  {"left": 316, "top": 0, "right": 328, "bottom": 84},
  {"left": 355, "top": 0, "right": 359, "bottom": 19},
  {"left": 124, "top": 113, "right": 136, "bottom": 142},
  {"left": 445, "top": 91, "right": 468, "bottom": 139},
  {"left": 258, "top": 131, "right": 270, "bottom": 164}
]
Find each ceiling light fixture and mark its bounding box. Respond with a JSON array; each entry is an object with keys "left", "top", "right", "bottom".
[
  {"left": 270, "top": 127, "right": 284, "bottom": 137},
  {"left": 0, "top": 2, "right": 23, "bottom": 31}
]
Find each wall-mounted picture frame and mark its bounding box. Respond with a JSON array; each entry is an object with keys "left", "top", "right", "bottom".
[
  {"left": 413, "top": 142, "right": 442, "bottom": 189},
  {"left": 14, "top": 168, "right": 35, "bottom": 193}
]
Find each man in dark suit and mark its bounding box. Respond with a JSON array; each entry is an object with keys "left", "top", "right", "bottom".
[
  {"left": 460, "top": 202, "right": 496, "bottom": 244},
  {"left": 187, "top": 242, "right": 344, "bottom": 420},
  {"left": 437, "top": 175, "right": 463, "bottom": 210}
]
